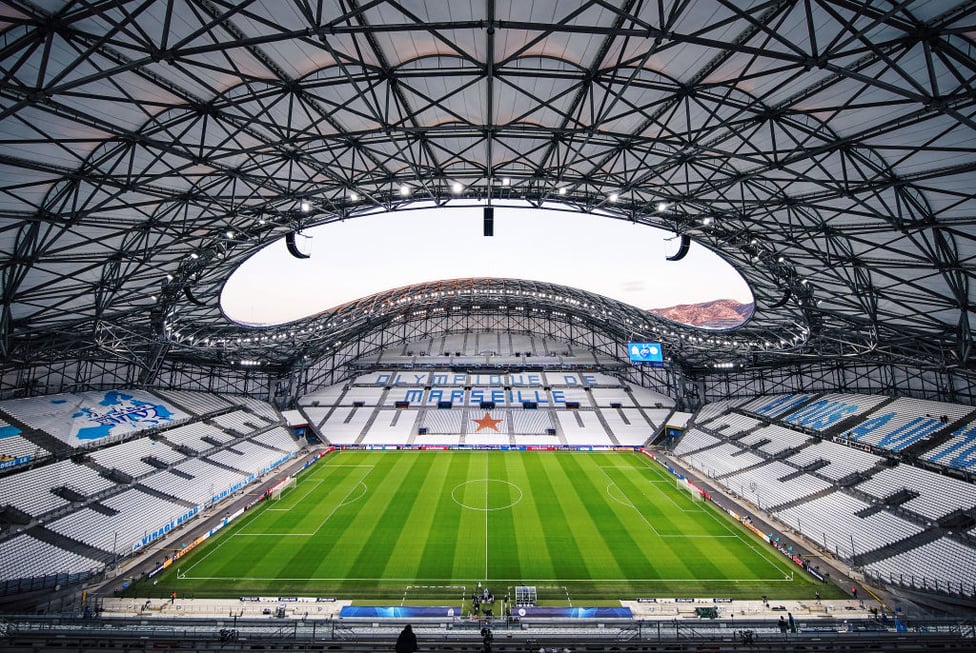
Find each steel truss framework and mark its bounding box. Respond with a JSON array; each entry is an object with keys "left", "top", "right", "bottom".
[
  {"left": 295, "top": 310, "right": 678, "bottom": 399},
  {"left": 1, "top": 1, "right": 975, "bottom": 402}
]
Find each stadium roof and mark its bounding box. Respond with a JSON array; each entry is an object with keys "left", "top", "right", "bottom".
[{"left": 1, "top": 1, "right": 974, "bottom": 378}]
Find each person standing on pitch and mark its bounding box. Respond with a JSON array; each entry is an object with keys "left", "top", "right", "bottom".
[{"left": 395, "top": 624, "right": 418, "bottom": 653}]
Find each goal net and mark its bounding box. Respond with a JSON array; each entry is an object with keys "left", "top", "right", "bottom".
[
  {"left": 270, "top": 476, "right": 297, "bottom": 501},
  {"left": 676, "top": 478, "right": 704, "bottom": 502}
]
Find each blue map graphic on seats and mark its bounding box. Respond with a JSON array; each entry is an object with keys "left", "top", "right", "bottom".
[{"left": 69, "top": 390, "right": 175, "bottom": 440}]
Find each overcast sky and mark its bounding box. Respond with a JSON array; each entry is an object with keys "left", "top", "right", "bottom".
[{"left": 221, "top": 205, "right": 752, "bottom": 326}]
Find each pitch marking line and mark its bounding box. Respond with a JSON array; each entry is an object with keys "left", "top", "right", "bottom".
[
  {"left": 279, "top": 478, "right": 323, "bottom": 505},
  {"left": 181, "top": 464, "right": 374, "bottom": 574},
  {"left": 632, "top": 454, "right": 797, "bottom": 580},
  {"left": 310, "top": 465, "right": 375, "bottom": 537},
  {"left": 603, "top": 482, "right": 728, "bottom": 539},
  {"left": 599, "top": 465, "right": 671, "bottom": 484},
  {"left": 599, "top": 470, "right": 661, "bottom": 537},
  {"left": 451, "top": 480, "right": 523, "bottom": 512},
  {"left": 600, "top": 465, "right": 699, "bottom": 513}
]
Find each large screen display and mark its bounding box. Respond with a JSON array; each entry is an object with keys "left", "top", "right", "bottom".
[{"left": 627, "top": 342, "right": 664, "bottom": 365}]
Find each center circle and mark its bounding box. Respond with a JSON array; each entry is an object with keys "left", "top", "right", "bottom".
[{"left": 451, "top": 479, "right": 523, "bottom": 511}]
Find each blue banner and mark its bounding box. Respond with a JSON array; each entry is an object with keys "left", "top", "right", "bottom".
[
  {"left": 0, "top": 454, "right": 31, "bottom": 470},
  {"left": 339, "top": 605, "right": 632, "bottom": 619},
  {"left": 340, "top": 606, "right": 462, "bottom": 618},
  {"left": 513, "top": 607, "right": 633, "bottom": 618}
]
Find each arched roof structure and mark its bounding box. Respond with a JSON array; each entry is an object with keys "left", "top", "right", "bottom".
[{"left": 1, "top": 1, "right": 974, "bottom": 395}]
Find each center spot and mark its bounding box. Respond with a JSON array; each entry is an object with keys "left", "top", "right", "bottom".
[{"left": 451, "top": 479, "right": 523, "bottom": 511}]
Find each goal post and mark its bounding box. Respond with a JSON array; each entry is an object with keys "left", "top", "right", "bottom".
[
  {"left": 270, "top": 476, "right": 297, "bottom": 501},
  {"left": 676, "top": 477, "right": 704, "bottom": 502}
]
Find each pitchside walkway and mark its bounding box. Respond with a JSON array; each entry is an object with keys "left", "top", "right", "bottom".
[{"left": 97, "top": 596, "right": 878, "bottom": 622}]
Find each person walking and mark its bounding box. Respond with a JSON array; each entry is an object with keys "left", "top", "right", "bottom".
[
  {"left": 395, "top": 624, "right": 418, "bottom": 653},
  {"left": 778, "top": 615, "right": 788, "bottom": 635},
  {"left": 788, "top": 612, "right": 797, "bottom": 633}
]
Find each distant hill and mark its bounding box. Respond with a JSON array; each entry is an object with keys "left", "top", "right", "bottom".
[{"left": 648, "top": 299, "right": 754, "bottom": 329}]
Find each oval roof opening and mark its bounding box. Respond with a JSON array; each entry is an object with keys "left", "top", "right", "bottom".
[{"left": 221, "top": 206, "right": 753, "bottom": 329}]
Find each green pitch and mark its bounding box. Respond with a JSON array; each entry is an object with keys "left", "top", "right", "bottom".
[{"left": 145, "top": 450, "right": 840, "bottom": 601}]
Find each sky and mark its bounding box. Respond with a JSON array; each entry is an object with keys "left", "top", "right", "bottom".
[{"left": 220, "top": 205, "right": 753, "bottom": 327}]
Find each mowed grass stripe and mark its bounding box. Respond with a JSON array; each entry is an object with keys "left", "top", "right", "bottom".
[
  {"left": 600, "top": 456, "right": 709, "bottom": 581},
  {"left": 540, "top": 452, "right": 625, "bottom": 581},
  {"left": 416, "top": 451, "right": 469, "bottom": 580},
  {"left": 608, "top": 461, "right": 784, "bottom": 581},
  {"left": 454, "top": 453, "right": 489, "bottom": 579},
  {"left": 604, "top": 470, "right": 686, "bottom": 580},
  {"left": 238, "top": 465, "right": 359, "bottom": 535},
  {"left": 631, "top": 458, "right": 796, "bottom": 581},
  {"left": 338, "top": 453, "right": 426, "bottom": 581},
  {"left": 521, "top": 453, "right": 589, "bottom": 579},
  {"left": 270, "top": 462, "right": 377, "bottom": 580},
  {"left": 182, "top": 461, "right": 365, "bottom": 580},
  {"left": 597, "top": 464, "right": 703, "bottom": 579},
  {"left": 618, "top": 467, "right": 705, "bottom": 537},
  {"left": 383, "top": 451, "right": 458, "bottom": 580},
  {"left": 695, "top": 505, "right": 795, "bottom": 580},
  {"left": 499, "top": 450, "right": 554, "bottom": 580},
  {"left": 560, "top": 455, "right": 659, "bottom": 581},
  {"left": 557, "top": 453, "right": 638, "bottom": 580},
  {"left": 486, "top": 452, "right": 521, "bottom": 580}
]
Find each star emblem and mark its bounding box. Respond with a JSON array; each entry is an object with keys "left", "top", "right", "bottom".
[{"left": 472, "top": 412, "right": 502, "bottom": 432}]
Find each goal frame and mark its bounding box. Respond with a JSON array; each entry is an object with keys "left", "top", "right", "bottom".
[
  {"left": 270, "top": 476, "right": 297, "bottom": 500},
  {"left": 676, "top": 478, "right": 704, "bottom": 502}
]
